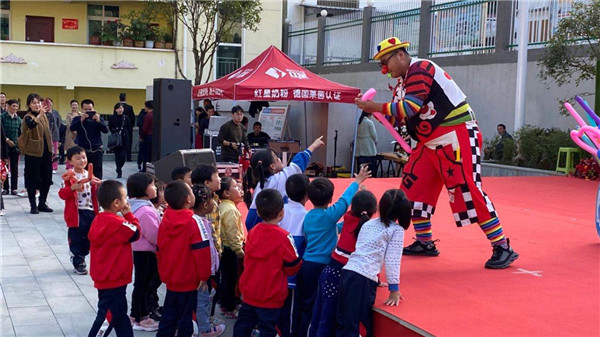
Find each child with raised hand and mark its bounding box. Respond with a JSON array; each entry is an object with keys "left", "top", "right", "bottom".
[
  {"left": 337, "top": 189, "right": 412, "bottom": 337},
  {"left": 292, "top": 165, "right": 371, "bottom": 337},
  {"left": 244, "top": 136, "right": 325, "bottom": 231},
  {"left": 309, "top": 189, "right": 377, "bottom": 337},
  {"left": 87, "top": 180, "right": 141, "bottom": 337},
  {"left": 192, "top": 184, "right": 226, "bottom": 337},
  {"left": 233, "top": 189, "right": 302, "bottom": 337},
  {"left": 157, "top": 180, "right": 212, "bottom": 337},
  {"left": 126, "top": 172, "right": 160, "bottom": 331},
  {"left": 58, "top": 146, "right": 101, "bottom": 275},
  {"left": 278, "top": 173, "right": 310, "bottom": 337},
  {"left": 217, "top": 177, "right": 245, "bottom": 318}
]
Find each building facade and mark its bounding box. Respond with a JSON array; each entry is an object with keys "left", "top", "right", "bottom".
[{"left": 1, "top": 0, "right": 283, "bottom": 115}]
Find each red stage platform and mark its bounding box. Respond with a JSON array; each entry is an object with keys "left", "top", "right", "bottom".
[
  {"left": 345, "top": 176, "right": 599, "bottom": 337},
  {"left": 240, "top": 176, "right": 599, "bottom": 336}
]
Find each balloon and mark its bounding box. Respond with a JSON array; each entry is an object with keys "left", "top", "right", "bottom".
[
  {"left": 360, "top": 88, "right": 412, "bottom": 154},
  {"left": 575, "top": 96, "right": 600, "bottom": 127},
  {"left": 61, "top": 164, "right": 98, "bottom": 192}
]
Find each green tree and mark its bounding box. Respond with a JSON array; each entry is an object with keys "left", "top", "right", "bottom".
[
  {"left": 163, "top": 0, "right": 262, "bottom": 85},
  {"left": 537, "top": 0, "right": 600, "bottom": 114}
]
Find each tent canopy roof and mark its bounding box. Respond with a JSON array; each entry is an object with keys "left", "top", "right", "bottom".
[{"left": 192, "top": 46, "right": 360, "bottom": 104}]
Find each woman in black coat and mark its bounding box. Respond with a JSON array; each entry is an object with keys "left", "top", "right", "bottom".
[{"left": 108, "top": 103, "right": 131, "bottom": 178}]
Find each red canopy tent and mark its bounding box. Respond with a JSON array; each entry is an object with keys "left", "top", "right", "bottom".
[{"left": 192, "top": 45, "right": 360, "bottom": 103}]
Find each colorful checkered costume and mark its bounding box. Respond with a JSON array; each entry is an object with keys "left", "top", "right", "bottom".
[{"left": 381, "top": 56, "right": 507, "bottom": 247}]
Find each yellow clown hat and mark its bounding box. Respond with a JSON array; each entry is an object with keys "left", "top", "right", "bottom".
[{"left": 373, "top": 37, "right": 410, "bottom": 60}]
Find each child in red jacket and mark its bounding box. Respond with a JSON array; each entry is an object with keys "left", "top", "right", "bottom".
[
  {"left": 87, "top": 180, "right": 141, "bottom": 337},
  {"left": 234, "top": 189, "right": 302, "bottom": 337},
  {"left": 58, "top": 146, "right": 101, "bottom": 275},
  {"left": 157, "top": 180, "right": 211, "bottom": 337}
]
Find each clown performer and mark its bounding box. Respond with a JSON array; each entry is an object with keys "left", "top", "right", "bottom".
[{"left": 355, "top": 37, "right": 518, "bottom": 269}]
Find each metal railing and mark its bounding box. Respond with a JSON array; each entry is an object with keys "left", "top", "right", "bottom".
[
  {"left": 288, "top": 20, "right": 318, "bottom": 66},
  {"left": 429, "top": 0, "right": 498, "bottom": 57},
  {"left": 370, "top": 4, "right": 421, "bottom": 59},
  {"left": 217, "top": 57, "right": 240, "bottom": 79},
  {"left": 509, "top": 0, "right": 579, "bottom": 49},
  {"left": 324, "top": 10, "right": 363, "bottom": 65}
]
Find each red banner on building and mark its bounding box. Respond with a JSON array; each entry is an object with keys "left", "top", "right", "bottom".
[{"left": 62, "top": 19, "right": 78, "bottom": 30}]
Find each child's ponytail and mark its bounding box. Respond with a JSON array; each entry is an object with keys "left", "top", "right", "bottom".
[
  {"left": 350, "top": 190, "right": 378, "bottom": 237},
  {"left": 379, "top": 189, "right": 412, "bottom": 229},
  {"left": 249, "top": 148, "right": 276, "bottom": 190}
]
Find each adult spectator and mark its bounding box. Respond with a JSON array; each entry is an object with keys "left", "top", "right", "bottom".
[
  {"left": 119, "top": 92, "right": 136, "bottom": 161},
  {"left": 203, "top": 99, "right": 212, "bottom": 110},
  {"left": 247, "top": 122, "right": 271, "bottom": 148},
  {"left": 2, "top": 99, "right": 21, "bottom": 195},
  {"left": 108, "top": 103, "right": 131, "bottom": 178},
  {"left": 0, "top": 92, "right": 6, "bottom": 114},
  {"left": 21, "top": 93, "right": 53, "bottom": 214},
  {"left": 136, "top": 107, "right": 147, "bottom": 171},
  {"left": 217, "top": 105, "right": 249, "bottom": 163},
  {"left": 139, "top": 101, "right": 154, "bottom": 172},
  {"left": 194, "top": 106, "right": 206, "bottom": 149},
  {"left": 355, "top": 111, "right": 378, "bottom": 174},
  {"left": 198, "top": 104, "right": 216, "bottom": 146},
  {"left": 45, "top": 98, "right": 62, "bottom": 173},
  {"left": 70, "top": 99, "right": 109, "bottom": 179},
  {"left": 495, "top": 124, "right": 513, "bottom": 160},
  {"left": 64, "top": 100, "right": 81, "bottom": 169}
]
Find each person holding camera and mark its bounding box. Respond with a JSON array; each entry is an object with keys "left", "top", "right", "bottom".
[
  {"left": 217, "top": 105, "right": 250, "bottom": 163},
  {"left": 70, "top": 99, "right": 109, "bottom": 179},
  {"left": 20, "top": 94, "right": 54, "bottom": 214}
]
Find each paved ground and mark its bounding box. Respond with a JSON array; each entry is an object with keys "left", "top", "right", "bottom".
[{"left": 1, "top": 159, "right": 235, "bottom": 337}]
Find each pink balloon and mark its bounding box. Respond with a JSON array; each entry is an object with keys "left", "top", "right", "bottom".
[
  {"left": 571, "top": 126, "right": 600, "bottom": 156},
  {"left": 361, "top": 88, "right": 411, "bottom": 154}
]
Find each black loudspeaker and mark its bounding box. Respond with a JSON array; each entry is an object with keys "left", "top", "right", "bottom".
[
  {"left": 152, "top": 78, "right": 193, "bottom": 161},
  {"left": 149, "top": 149, "right": 216, "bottom": 183}
]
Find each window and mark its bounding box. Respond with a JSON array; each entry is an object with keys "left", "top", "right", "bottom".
[
  {"left": 1, "top": 0, "right": 10, "bottom": 40},
  {"left": 215, "top": 17, "right": 242, "bottom": 79},
  {"left": 87, "top": 4, "right": 119, "bottom": 42},
  {"left": 216, "top": 45, "right": 242, "bottom": 79}
]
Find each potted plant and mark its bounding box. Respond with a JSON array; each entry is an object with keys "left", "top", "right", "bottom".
[
  {"left": 164, "top": 29, "right": 174, "bottom": 49},
  {"left": 120, "top": 25, "right": 134, "bottom": 47},
  {"left": 100, "top": 20, "right": 118, "bottom": 46},
  {"left": 90, "top": 27, "right": 101, "bottom": 45},
  {"left": 130, "top": 18, "right": 148, "bottom": 48},
  {"left": 154, "top": 30, "right": 165, "bottom": 49},
  {"left": 145, "top": 25, "right": 158, "bottom": 49}
]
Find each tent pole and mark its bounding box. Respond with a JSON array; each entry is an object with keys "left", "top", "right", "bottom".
[
  {"left": 350, "top": 107, "right": 360, "bottom": 177},
  {"left": 304, "top": 102, "right": 308, "bottom": 148}
]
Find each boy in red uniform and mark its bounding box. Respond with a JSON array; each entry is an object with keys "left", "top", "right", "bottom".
[
  {"left": 233, "top": 189, "right": 302, "bottom": 337},
  {"left": 58, "top": 146, "right": 101, "bottom": 275},
  {"left": 157, "top": 180, "right": 211, "bottom": 337},
  {"left": 88, "top": 180, "right": 141, "bottom": 337}
]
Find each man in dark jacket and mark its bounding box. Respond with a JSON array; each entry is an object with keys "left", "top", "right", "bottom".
[
  {"left": 70, "top": 99, "right": 109, "bottom": 179},
  {"left": 217, "top": 105, "right": 250, "bottom": 163}
]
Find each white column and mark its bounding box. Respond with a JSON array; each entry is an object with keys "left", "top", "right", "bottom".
[{"left": 514, "top": 0, "right": 529, "bottom": 131}]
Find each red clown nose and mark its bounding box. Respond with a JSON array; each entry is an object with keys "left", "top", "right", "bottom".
[{"left": 381, "top": 65, "right": 389, "bottom": 75}]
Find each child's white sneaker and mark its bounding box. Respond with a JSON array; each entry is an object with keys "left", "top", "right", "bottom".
[
  {"left": 201, "top": 323, "right": 226, "bottom": 337},
  {"left": 132, "top": 317, "right": 159, "bottom": 331}
]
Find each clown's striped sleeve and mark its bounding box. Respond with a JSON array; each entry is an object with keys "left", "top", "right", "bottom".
[{"left": 380, "top": 60, "right": 436, "bottom": 127}]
